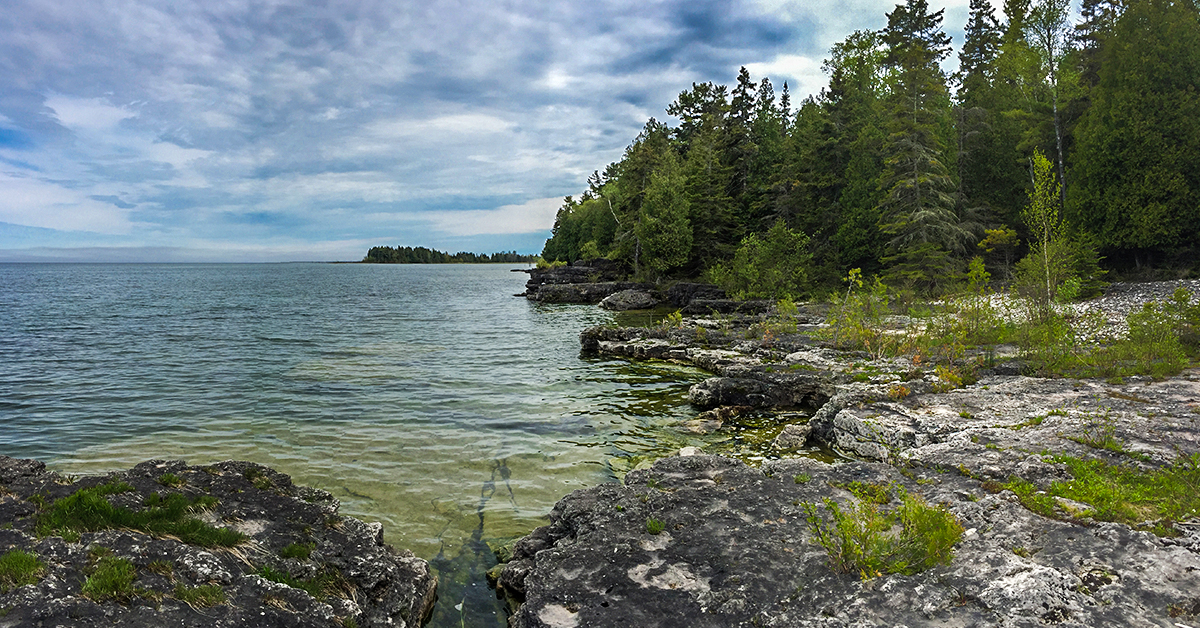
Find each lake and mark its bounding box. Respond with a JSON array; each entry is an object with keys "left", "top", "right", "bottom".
[{"left": 0, "top": 262, "right": 720, "bottom": 626}]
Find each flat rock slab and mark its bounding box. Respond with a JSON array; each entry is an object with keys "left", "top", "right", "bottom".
[
  {"left": 0, "top": 457, "right": 436, "bottom": 628},
  {"left": 499, "top": 454, "right": 1200, "bottom": 628}
]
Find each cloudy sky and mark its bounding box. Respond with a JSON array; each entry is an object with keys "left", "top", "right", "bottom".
[{"left": 0, "top": 0, "right": 981, "bottom": 262}]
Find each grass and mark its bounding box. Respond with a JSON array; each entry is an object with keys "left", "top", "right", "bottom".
[
  {"left": 35, "top": 481, "right": 244, "bottom": 547},
  {"left": 82, "top": 556, "right": 136, "bottom": 602},
  {"left": 157, "top": 473, "right": 184, "bottom": 488},
  {"left": 1005, "top": 453, "right": 1200, "bottom": 535},
  {"left": 0, "top": 550, "right": 44, "bottom": 593},
  {"left": 255, "top": 565, "right": 351, "bottom": 601},
  {"left": 645, "top": 517, "right": 666, "bottom": 535},
  {"left": 279, "top": 542, "right": 314, "bottom": 560},
  {"left": 803, "top": 485, "right": 963, "bottom": 579},
  {"left": 174, "top": 583, "right": 226, "bottom": 608}
]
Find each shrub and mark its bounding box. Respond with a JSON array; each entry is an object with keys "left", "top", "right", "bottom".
[
  {"left": 803, "top": 485, "right": 963, "bottom": 579},
  {"left": 707, "top": 220, "right": 811, "bottom": 300}
]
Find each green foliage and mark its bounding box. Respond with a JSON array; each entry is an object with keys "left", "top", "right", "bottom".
[
  {"left": 645, "top": 517, "right": 666, "bottom": 535},
  {"left": 82, "top": 556, "right": 136, "bottom": 602},
  {"left": 708, "top": 220, "right": 811, "bottom": 300},
  {"left": 174, "top": 583, "right": 226, "bottom": 608},
  {"left": 0, "top": 550, "right": 44, "bottom": 593},
  {"left": 1006, "top": 453, "right": 1200, "bottom": 533},
  {"left": 35, "top": 482, "right": 244, "bottom": 548},
  {"left": 1069, "top": 0, "right": 1200, "bottom": 261},
  {"left": 1019, "top": 291, "right": 1194, "bottom": 378},
  {"left": 157, "top": 473, "right": 183, "bottom": 488},
  {"left": 280, "top": 542, "right": 315, "bottom": 560},
  {"left": 803, "top": 484, "right": 964, "bottom": 579},
  {"left": 822, "top": 269, "right": 902, "bottom": 359},
  {"left": 635, "top": 150, "right": 692, "bottom": 278}
]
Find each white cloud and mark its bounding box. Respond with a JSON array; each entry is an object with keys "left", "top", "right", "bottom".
[
  {"left": 427, "top": 197, "right": 561, "bottom": 236},
  {"left": 744, "top": 54, "right": 828, "bottom": 101},
  {"left": 44, "top": 95, "right": 137, "bottom": 131},
  {"left": 0, "top": 171, "right": 132, "bottom": 234}
]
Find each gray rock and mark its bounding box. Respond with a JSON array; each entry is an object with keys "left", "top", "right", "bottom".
[
  {"left": 499, "top": 454, "right": 1200, "bottom": 628},
  {"left": 600, "top": 289, "right": 660, "bottom": 311},
  {"left": 665, "top": 283, "right": 727, "bottom": 307}
]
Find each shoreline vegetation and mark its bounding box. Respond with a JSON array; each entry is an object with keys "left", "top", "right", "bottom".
[
  {"left": 538, "top": 0, "right": 1199, "bottom": 299},
  {"left": 361, "top": 245, "right": 537, "bottom": 264}
]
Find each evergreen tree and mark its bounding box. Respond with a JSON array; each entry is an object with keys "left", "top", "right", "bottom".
[
  {"left": 636, "top": 149, "right": 693, "bottom": 277},
  {"left": 876, "top": 0, "right": 968, "bottom": 290},
  {"left": 683, "top": 117, "right": 736, "bottom": 271},
  {"left": 1069, "top": 0, "right": 1200, "bottom": 266}
]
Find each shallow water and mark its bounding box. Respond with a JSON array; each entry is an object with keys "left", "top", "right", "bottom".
[{"left": 2, "top": 263, "right": 762, "bottom": 625}]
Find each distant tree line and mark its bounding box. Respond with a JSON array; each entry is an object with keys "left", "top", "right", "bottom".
[
  {"left": 541, "top": 0, "right": 1200, "bottom": 295},
  {"left": 362, "top": 246, "right": 538, "bottom": 264}
]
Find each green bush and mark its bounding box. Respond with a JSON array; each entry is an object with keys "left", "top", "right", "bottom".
[{"left": 707, "top": 220, "right": 811, "bottom": 300}]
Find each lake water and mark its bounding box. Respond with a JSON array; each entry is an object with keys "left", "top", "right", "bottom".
[{"left": 1, "top": 263, "right": 735, "bottom": 625}]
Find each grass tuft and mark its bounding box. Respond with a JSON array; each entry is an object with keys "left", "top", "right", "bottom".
[
  {"left": 279, "top": 542, "right": 314, "bottom": 560},
  {"left": 1005, "top": 453, "right": 1200, "bottom": 534},
  {"left": 645, "top": 517, "right": 666, "bottom": 535},
  {"left": 0, "top": 550, "right": 44, "bottom": 593},
  {"left": 173, "top": 583, "right": 226, "bottom": 608},
  {"left": 82, "top": 556, "right": 136, "bottom": 603},
  {"left": 35, "top": 482, "right": 244, "bottom": 547}
]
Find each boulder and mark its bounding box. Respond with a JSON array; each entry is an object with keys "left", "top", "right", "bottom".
[
  {"left": 664, "top": 283, "right": 727, "bottom": 307},
  {"left": 0, "top": 457, "right": 437, "bottom": 628},
  {"left": 600, "top": 289, "right": 660, "bottom": 311}
]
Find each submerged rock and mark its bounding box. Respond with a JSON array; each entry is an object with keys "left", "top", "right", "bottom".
[{"left": 0, "top": 457, "right": 437, "bottom": 628}]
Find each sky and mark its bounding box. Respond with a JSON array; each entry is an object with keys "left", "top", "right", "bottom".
[{"left": 0, "top": 0, "right": 984, "bottom": 262}]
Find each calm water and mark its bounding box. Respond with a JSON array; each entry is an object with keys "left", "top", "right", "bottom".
[{"left": 1, "top": 263, "right": 725, "bottom": 625}]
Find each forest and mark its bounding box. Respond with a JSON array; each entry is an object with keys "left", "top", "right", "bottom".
[
  {"left": 540, "top": 0, "right": 1200, "bottom": 298},
  {"left": 362, "top": 246, "right": 537, "bottom": 264}
]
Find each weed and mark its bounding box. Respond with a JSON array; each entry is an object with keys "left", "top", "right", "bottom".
[
  {"left": 157, "top": 473, "right": 184, "bottom": 488},
  {"left": 280, "top": 542, "right": 315, "bottom": 560},
  {"left": 35, "top": 482, "right": 244, "bottom": 548},
  {"left": 173, "top": 583, "right": 226, "bottom": 608},
  {"left": 803, "top": 485, "right": 963, "bottom": 579},
  {"left": 146, "top": 560, "right": 173, "bottom": 579},
  {"left": 0, "top": 550, "right": 44, "bottom": 593},
  {"left": 659, "top": 310, "right": 684, "bottom": 330},
  {"left": 82, "top": 556, "right": 136, "bottom": 603},
  {"left": 342, "top": 617, "right": 360, "bottom": 628},
  {"left": 1067, "top": 409, "right": 1125, "bottom": 453},
  {"left": 645, "top": 517, "right": 666, "bottom": 535},
  {"left": 887, "top": 384, "right": 911, "bottom": 400},
  {"left": 834, "top": 481, "right": 892, "bottom": 505},
  {"left": 1012, "top": 546, "right": 1032, "bottom": 558},
  {"left": 794, "top": 473, "right": 812, "bottom": 484}
]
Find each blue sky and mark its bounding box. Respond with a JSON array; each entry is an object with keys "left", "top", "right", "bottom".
[{"left": 0, "top": 0, "right": 980, "bottom": 262}]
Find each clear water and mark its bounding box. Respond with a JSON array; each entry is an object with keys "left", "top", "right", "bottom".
[{"left": 0, "top": 263, "right": 723, "bottom": 625}]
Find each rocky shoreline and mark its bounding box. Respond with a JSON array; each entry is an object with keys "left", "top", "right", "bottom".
[
  {"left": 0, "top": 458, "right": 436, "bottom": 627},
  {"left": 495, "top": 281, "right": 1200, "bottom": 627}
]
